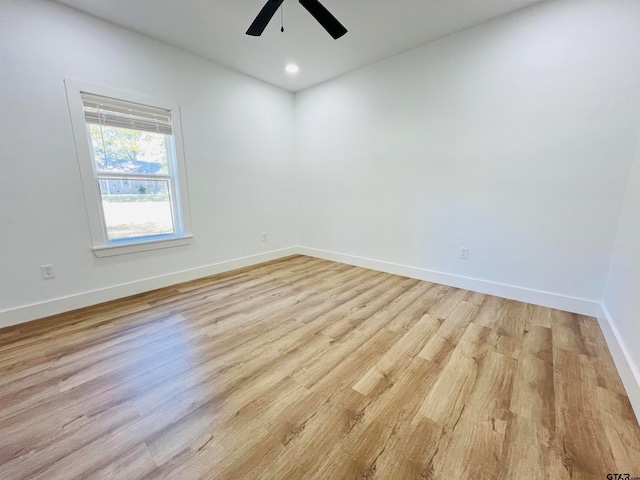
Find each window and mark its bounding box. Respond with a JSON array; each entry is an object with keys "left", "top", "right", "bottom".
[{"left": 65, "top": 80, "right": 192, "bottom": 256}]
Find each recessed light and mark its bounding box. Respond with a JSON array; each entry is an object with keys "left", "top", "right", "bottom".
[{"left": 285, "top": 63, "right": 299, "bottom": 74}]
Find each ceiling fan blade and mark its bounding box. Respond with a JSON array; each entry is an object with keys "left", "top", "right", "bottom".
[
  {"left": 246, "top": 0, "right": 285, "bottom": 36},
  {"left": 299, "top": 0, "right": 347, "bottom": 39}
]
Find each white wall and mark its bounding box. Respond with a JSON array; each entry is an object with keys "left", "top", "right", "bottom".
[
  {"left": 602, "top": 130, "right": 640, "bottom": 408},
  {"left": 0, "top": 0, "right": 297, "bottom": 324},
  {"left": 295, "top": 0, "right": 640, "bottom": 310},
  {"left": 2, "top": 0, "right": 640, "bottom": 335}
]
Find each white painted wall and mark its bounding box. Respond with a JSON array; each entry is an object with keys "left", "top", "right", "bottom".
[
  {"left": 2, "top": 0, "right": 640, "bottom": 347},
  {"left": 0, "top": 0, "right": 297, "bottom": 324},
  {"left": 295, "top": 0, "right": 640, "bottom": 306},
  {"left": 602, "top": 130, "right": 640, "bottom": 407}
]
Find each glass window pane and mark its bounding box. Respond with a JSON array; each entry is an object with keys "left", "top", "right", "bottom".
[
  {"left": 99, "top": 179, "right": 175, "bottom": 241},
  {"left": 89, "top": 125, "right": 169, "bottom": 175}
]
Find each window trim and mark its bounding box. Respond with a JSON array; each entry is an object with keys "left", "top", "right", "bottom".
[{"left": 64, "top": 78, "right": 193, "bottom": 256}]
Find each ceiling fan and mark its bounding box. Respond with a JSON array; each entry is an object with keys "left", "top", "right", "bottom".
[{"left": 246, "top": 0, "right": 347, "bottom": 40}]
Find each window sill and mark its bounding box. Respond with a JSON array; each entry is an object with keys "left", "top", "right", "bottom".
[{"left": 92, "top": 235, "right": 193, "bottom": 257}]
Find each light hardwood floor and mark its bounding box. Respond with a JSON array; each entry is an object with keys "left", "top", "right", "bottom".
[{"left": 1, "top": 255, "right": 639, "bottom": 479}]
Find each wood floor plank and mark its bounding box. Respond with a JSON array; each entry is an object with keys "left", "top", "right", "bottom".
[
  {"left": 0, "top": 255, "right": 637, "bottom": 479},
  {"left": 596, "top": 386, "right": 640, "bottom": 472},
  {"left": 417, "top": 339, "right": 480, "bottom": 428},
  {"left": 552, "top": 347, "right": 618, "bottom": 478},
  {"left": 352, "top": 314, "right": 440, "bottom": 397},
  {"left": 87, "top": 443, "right": 158, "bottom": 480},
  {"left": 0, "top": 400, "right": 141, "bottom": 480},
  {"left": 374, "top": 416, "right": 444, "bottom": 479},
  {"left": 510, "top": 353, "right": 555, "bottom": 430},
  {"left": 499, "top": 413, "right": 555, "bottom": 480},
  {"left": 430, "top": 350, "right": 517, "bottom": 477}
]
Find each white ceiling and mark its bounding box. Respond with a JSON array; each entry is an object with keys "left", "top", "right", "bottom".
[{"left": 55, "top": 0, "right": 544, "bottom": 92}]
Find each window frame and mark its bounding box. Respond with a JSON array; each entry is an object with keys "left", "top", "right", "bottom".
[{"left": 64, "top": 79, "right": 193, "bottom": 257}]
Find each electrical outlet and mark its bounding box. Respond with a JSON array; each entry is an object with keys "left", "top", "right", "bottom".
[
  {"left": 262, "top": 232, "right": 267, "bottom": 242},
  {"left": 40, "top": 264, "right": 56, "bottom": 279},
  {"left": 460, "top": 247, "right": 469, "bottom": 260}
]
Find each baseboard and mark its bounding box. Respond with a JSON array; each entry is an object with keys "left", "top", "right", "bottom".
[
  {"left": 597, "top": 304, "right": 640, "bottom": 423},
  {"left": 2, "top": 244, "right": 601, "bottom": 326},
  {"left": 297, "top": 246, "right": 601, "bottom": 316},
  {"left": 0, "top": 247, "right": 299, "bottom": 329}
]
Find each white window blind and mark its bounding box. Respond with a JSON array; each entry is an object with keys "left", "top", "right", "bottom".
[{"left": 81, "top": 92, "right": 172, "bottom": 135}]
